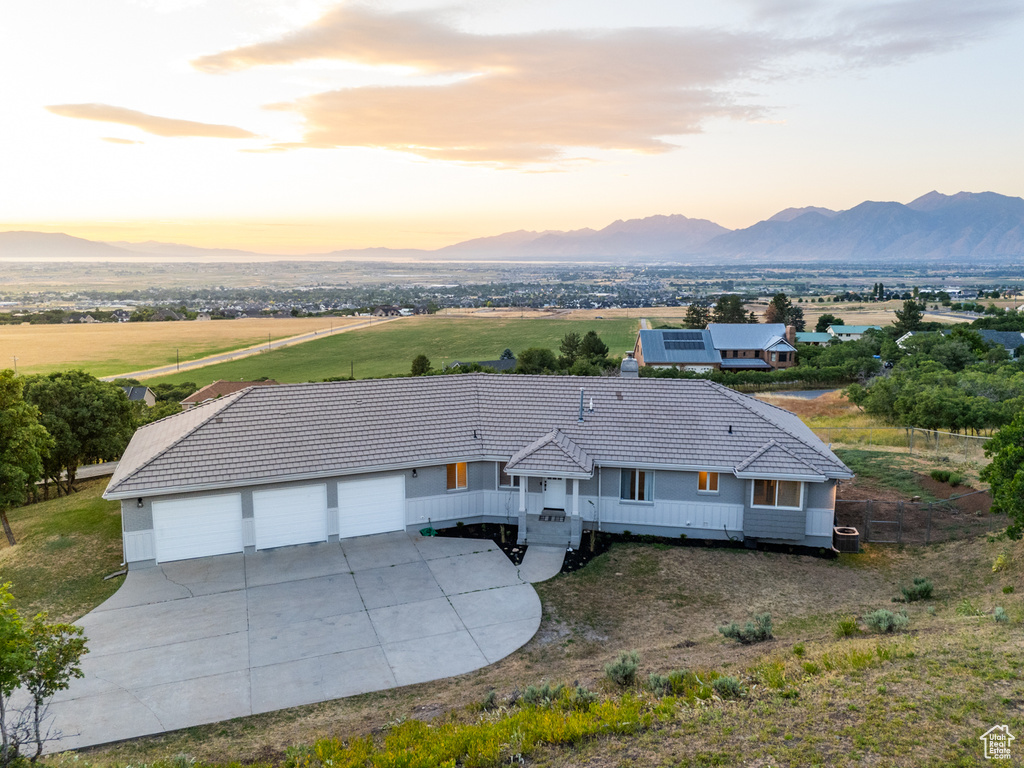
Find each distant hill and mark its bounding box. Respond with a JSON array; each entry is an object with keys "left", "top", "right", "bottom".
[{"left": 2, "top": 191, "right": 1022, "bottom": 263}]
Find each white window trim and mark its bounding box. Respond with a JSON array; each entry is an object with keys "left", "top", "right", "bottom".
[
  {"left": 750, "top": 479, "right": 804, "bottom": 510},
  {"left": 620, "top": 468, "right": 655, "bottom": 505},
  {"left": 447, "top": 462, "right": 469, "bottom": 492},
  {"left": 697, "top": 471, "right": 720, "bottom": 495},
  {"left": 497, "top": 461, "right": 519, "bottom": 489}
]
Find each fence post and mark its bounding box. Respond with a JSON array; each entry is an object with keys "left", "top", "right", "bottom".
[
  {"left": 864, "top": 500, "right": 871, "bottom": 542},
  {"left": 897, "top": 501, "right": 903, "bottom": 545},
  {"left": 909, "top": 428, "right": 914, "bottom": 454},
  {"left": 925, "top": 503, "right": 932, "bottom": 545}
]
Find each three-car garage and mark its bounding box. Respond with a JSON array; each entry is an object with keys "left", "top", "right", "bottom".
[{"left": 147, "top": 475, "right": 407, "bottom": 564}]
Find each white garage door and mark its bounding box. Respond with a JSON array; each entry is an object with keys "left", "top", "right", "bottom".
[
  {"left": 338, "top": 476, "right": 406, "bottom": 538},
  {"left": 152, "top": 494, "right": 243, "bottom": 563},
  {"left": 253, "top": 484, "right": 328, "bottom": 550}
]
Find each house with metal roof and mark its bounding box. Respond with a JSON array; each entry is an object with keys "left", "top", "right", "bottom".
[
  {"left": 105, "top": 372, "right": 852, "bottom": 568},
  {"left": 795, "top": 331, "right": 834, "bottom": 346},
  {"left": 827, "top": 325, "right": 881, "bottom": 341},
  {"left": 634, "top": 324, "right": 798, "bottom": 372}
]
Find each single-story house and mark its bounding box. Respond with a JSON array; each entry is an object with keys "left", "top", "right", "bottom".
[
  {"left": 121, "top": 385, "right": 156, "bottom": 407},
  {"left": 180, "top": 379, "right": 279, "bottom": 410},
  {"left": 795, "top": 332, "right": 833, "bottom": 347},
  {"left": 827, "top": 325, "right": 880, "bottom": 341},
  {"left": 105, "top": 370, "right": 853, "bottom": 569},
  {"left": 635, "top": 324, "right": 798, "bottom": 372},
  {"left": 898, "top": 329, "right": 1024, "bottom": 357}
]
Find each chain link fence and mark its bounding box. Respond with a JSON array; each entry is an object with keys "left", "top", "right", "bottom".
[
  {"left": 835, "top": 491, "right": 1000, "bottom": 546},
  {"left": 814, "top": 426, "right": 991, "bottom": 462}
]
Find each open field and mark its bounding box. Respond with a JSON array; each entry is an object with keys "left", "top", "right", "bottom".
[
  {"left": 1, "top": 317, "right": 366, "bottom": 377},
  {"left": 144, "top": 314, "right": 640, "bottom": 385}
]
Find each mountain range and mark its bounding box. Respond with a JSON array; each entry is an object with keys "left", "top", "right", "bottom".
[{"left": 2, "top": 191, "right": 1022, "bottom": 264}]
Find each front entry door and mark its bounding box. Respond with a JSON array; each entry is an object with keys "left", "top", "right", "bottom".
[{"left": 542, "top": 478, "right": 567, "bottom": 510}]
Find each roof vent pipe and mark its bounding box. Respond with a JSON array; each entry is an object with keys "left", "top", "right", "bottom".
[
  {"left": 578, "top": 388, "right": 585, "bottom": 422},
  {"left": 620, "top": 350, "right": 639, "bottom": 378}
]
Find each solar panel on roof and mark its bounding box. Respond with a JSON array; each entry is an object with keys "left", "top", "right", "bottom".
[
  {"left": 663, "top": 331, "right": 703, "bottom": 341},
  {"left": 664, "top": 341, "right": 705, "bottom": 350}
]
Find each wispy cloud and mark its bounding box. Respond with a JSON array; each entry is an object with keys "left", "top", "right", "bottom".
[
  {"left": 188, "top": 1, "right": 1021, "bottom": 165},
  {"left": 46, "top": 104, "right": 256, "bottom": 139},
  {"left": 101, "top": 136, "right": 143, "bottom": 145}
]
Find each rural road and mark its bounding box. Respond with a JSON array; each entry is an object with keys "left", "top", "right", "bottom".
[{"left": 101, "top": 316, "right": 404, "bottom": 382}]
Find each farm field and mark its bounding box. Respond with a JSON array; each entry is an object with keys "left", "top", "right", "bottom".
[
  {"left": 144, "top": 313, "right": 640, "bottom": 385},
  {"left": 1, "top": 317, "right": 365, "bottom": 377}
]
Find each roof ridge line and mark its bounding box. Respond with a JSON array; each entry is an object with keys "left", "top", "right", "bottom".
[
  {"left": 106, "top": 389, "right": 251, "bottom": 495},
  {"left": 707, "top": 381, "right": 846, "bottom": 469}
]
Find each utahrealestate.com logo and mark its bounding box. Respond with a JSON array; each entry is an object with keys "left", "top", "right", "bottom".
[{"left": 981, "top": 725, "right": 1014, "bottom": 760}]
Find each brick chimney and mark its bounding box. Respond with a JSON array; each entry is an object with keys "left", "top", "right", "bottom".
[{"left": 785, "top": 325, "right": 796, "bottom": 345}]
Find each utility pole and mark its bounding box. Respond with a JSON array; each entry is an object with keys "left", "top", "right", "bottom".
[
  {"left": 11, "top": 356, "right": 17, "bottom": 374},
  {"left": 176, "top": 349, "right": 179, "bottom": 371},
  {"left": 268, "top": 333, "right": 271, "bottom": 352}
]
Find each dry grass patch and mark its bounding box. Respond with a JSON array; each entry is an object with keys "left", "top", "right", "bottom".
[{"left": 6, "top": 317, "right": 363, "bottom": 377}]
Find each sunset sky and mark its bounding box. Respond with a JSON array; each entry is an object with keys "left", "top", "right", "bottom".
[{"left": 3, "top": 0, "right": 1023, "bottom": 253}]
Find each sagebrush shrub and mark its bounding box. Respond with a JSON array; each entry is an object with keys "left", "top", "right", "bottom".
[
  {"left": 522, "top": 683, "right": 564, "bottom": 707},
  {"left": 718, "top": 613, "right": 774, "bottom": 645},
  {"left": 948, "top": 473, "right": 962, "bottom": 487},
  {"left": 994, "top": 606, "right": 1009, "bottom": 623},
  {"left": 930, "top": 469, "right": 951, "bottom": 483},
  {"left": 604, "top": 650, "right": 640, "bottom": 687},
  {"left": 480, "top": 689, "right": 498, "bottom": 711},
  {"left": 864, "top": 609, "right": 909, "bottom": 633},
  {"left": 567, "top": 685, "right": 598, "bottom": 709},
  {"left": 900, "top": 576, "right": 933, "bottom": 602},
  {"left": 712, "top": 676, "right": 743, "bottom": 699}
]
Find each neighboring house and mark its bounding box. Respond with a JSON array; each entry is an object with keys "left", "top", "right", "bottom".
[
  {"left": 826, "top": 325, "right": 880, "bottom": 341},
  {"left": 372, "top": 306, "right": 402, "bottom": 317},
  {"left": 634, "top": 324, "right": 798, "bottom": 372},
  {"left": 104, "top": 371, "right": 853, "bottom": 569},
  {"left": 449, "top": 357, "right": 517, "bottom": 372},
  {"left": 121, "top": 386, "right": 156, "bottom": 407},
  {"left": 180, "top": 379, "right": 280, "bottom": 410},
  {"left": 795, "top": 332, "right": 833, "bottom": 346},
  {"left": 898, "top": 329, "right": 1024, "bottom": 357},
  {"left": 196, "top": 313, "right": 212, "bottom": 321}
]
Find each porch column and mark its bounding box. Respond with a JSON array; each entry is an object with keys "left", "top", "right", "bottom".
[
  {"left": 572, "top": 479, "right": 579, "bottom": 516},
  {"left": 519, "top": 478, "right": 527, "bottom": 513},
  {"left": 570, "top": 478, "right": 582, "bottom": 549}
]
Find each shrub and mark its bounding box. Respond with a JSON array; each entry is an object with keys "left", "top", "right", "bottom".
[
  {"left": 712, "top": 676, "right": 743, "bottom": 699},
  {"left": 604, "top": 651, "right": 640, "bottom": 687},
  {"left": 900, "top": 577, "right": 934, "bottom": 602},
  {"left": 931, "top": 469, "right": 951, "bottom": 483},
  {"left": 647, "top": 673, "right": 671, "bottom": 696},
  {"left": 835, "top": 616, "right": 859, "bottom": 637},
  {"left": 948, "top": 473, "right": 962, "bottom": 487},
  {"left": 480, "top": 689, "right": 498, "bottom": 711},
  {"left": 993, "top": 553, "right": 1009, "bottom": 573},
  {"left": 567, "top": 685, "right": 598, "bottom": 709},
  {"left": 1003, "top": 585, "right": 1015, "bottom": 594},
  {"left": 864, "top": 609, "right": 909, "bottom": 633},
  {"left": 522, "top": 683, "right": 564, "bottom": 707},
  {"left": 956, "top": 599, "right": 983, "bottom": 617},
  {"left": 994, "top": 607, "right": 1009, "bottom": 623},
  {"left": 718, "top": 613, "right": 774, "bottom": 645}
]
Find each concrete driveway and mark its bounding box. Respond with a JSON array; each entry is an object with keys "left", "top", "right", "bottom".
[{"left": 45, "top": 533, "right": 544, "bottom": 751}]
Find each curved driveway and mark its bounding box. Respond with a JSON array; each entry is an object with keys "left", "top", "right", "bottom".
[{"left": 44, "top": 533, "right": 546, "bottom": 751}]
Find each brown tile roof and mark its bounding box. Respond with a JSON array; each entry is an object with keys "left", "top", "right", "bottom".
[
  {"left": 107, "top": 374, "right": 852, "bottom": 498},
  {"left": 180, "top": 379, "right": 279, "bottom": 406}
]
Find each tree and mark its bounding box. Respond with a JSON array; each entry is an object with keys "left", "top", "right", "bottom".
[
  {"left": 516, "top": 348, "right": 558, "bottom": 374},
  {"left": 0, "top": 586, "right": 87, "bottom": 766},
  {"left": 579, "top": 330, "right": 609, "bottom": 362},
  {"left": 893, "top": 300, "right": 924, "bottom": 334},
  {"left": 0, "top": 371, "right": 52, "bottom": 546},
  {"left": 981, "top": 409, "right": 1024, "bottom": 538},
  {"left": 558, "top": 332, "right": 582, "bottom": 367},
  {"left": 684, "top": 303, "right": 711, "bottom": 329},
  {"left": 713, "top": 295, "right": 748, "bottom": 324},
  {"left": 815, "top": 313, "right": 844, "bottom": 333},
  {"left": 764, "top": 292, "right": 806, "bottom": 331},
  {"left": 22, "top": 371, "right": 134, "bottom": 496},
  {"left": 410, "top": 354, "right": 431, "bottom": 376},
  {"left": 499, "top": 348, "right": 514, "bottom": 360}
]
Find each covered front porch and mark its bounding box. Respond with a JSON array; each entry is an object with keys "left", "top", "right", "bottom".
[{"left": 505, "top": 429, "right": 595, "bottom": 549}]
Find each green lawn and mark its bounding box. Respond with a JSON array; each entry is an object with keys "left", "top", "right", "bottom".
[
  {"left": 145, "top": 316, "right": 639, "bottom": 385},
  {"left": 0, "top": 479, "right": 123, "bottom": 622}
]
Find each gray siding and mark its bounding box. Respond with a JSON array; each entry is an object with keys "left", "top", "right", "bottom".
[
  {"left": 470, "top": 462, "right": 495, "bottom": 491},
  {"left": 121, "top": 500, "right": 152, "bottom": 532},
  {"left": 806, "top": 480, "right": 836, "bottom": 508},
  {"left": 744, "top": 506, "right": 805, "bottom": 540},
  {"left": 406, "top": 465, "right": 446, "bottom": 498}
]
